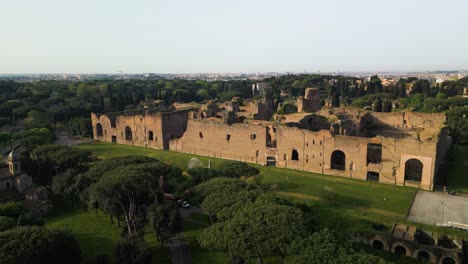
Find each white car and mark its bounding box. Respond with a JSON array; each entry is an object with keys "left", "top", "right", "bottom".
[{"left": 181, "top": 201, "right": 190, "bottom": 208}]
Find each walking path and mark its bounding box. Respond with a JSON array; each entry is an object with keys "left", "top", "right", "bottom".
[
  {"left": 168, "top": 206, "right": 203, "bottom": 264},
  {"left": 55, "top": 131, "right": 92, "bottom": 146},
  {"left": 168, "top": 232, "right": 192, "bottom": 264}
]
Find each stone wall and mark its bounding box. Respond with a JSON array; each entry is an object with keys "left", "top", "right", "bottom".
[
  {"left": 297, "top": 87, "right": 321, "bottom": 113},
  {"left": 92, "top": 108, "right": 448, "bottom": 191}
]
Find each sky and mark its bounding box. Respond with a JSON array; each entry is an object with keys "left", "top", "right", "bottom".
[{"left": 1, "top": 0, "right": 467, "bottom": 74}]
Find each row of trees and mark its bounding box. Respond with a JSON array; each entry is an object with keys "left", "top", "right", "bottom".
[{"left": 194, "top": 177, "right": 421, "bottom": 264}]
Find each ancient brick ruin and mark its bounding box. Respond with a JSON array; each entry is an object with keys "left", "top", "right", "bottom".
[{"left": 91, "top": 90, "right": 449, "bottom": 191}]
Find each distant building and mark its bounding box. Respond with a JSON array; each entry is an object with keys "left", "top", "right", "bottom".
[
  {"left": 252, "top": 83, "right": 269, "bottom": 96},
  {"left": 0, "top": 150, "right": 32, "bottom": 193}
]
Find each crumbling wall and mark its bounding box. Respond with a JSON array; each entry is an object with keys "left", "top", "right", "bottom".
[
  {"left": 92, "top": 107, "right": 445, "bottom": 191},
  {"left": 297, "top": 87, "right": 321, "bottom": 113}
]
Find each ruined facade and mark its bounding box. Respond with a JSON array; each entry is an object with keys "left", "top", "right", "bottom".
[
  {"left": 297, "top": 87, "right": 321, "bottom": 113},
  {"left": 353, "top": 223, "right": 464, "bottom": 264},
  {"left": 92, "top": 101, "right": 448, "bottom": 191}
]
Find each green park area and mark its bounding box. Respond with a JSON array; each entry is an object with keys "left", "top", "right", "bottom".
[{"left": 43, "top": 141, "right": 467, "bottom": 262}]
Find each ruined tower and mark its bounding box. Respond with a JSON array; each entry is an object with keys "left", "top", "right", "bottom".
[{"left": 298, "top": 87, "right": 321, "bottom": 113}]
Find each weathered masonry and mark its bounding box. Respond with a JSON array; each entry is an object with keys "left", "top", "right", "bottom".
[{"left": 91, "top": 104, "right": 448, "bottom": 191}]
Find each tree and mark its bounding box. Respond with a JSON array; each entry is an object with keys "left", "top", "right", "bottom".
[
  {"left": 0, "top": 216, "right": 15, "bottom": 231},
  {"left": 284, "top": 229, "right": 386, "bottom": 264},
  {"left": 94, "top": 167, "right": 154, "bottom": 236},
  {"left": 0, "top": 226, "right": 81, "bottom": 264},
  {"left": 115, "top": 236, "right": 151, "bottom": 264},
  {"left": 0, "top": 202, "right": 23, "bottom": 218},
  {"left": 214, "top": 161, "right": 260, "bottom": 179},
  {"left": 93, "top": 160, "right": 180, "bottom": 236},
  {"left": 199, "top": 195, "right": 314, "bottom": 263},
  {"left": 446, "top": 107, "right": 468, "bottom": 144},
  {"left": 12, "top": 128, "right": 56, "bottom": 152},
  {"left": 195, "top": 177, "right": 246, "bottom": 223},
  {"left": 23, "top": 109, "right": 49, "bottom": 129},
  {"left": 0, "top": 132, "right": 12, "bottom": 149},
  {"left": 149, "top": 203, "right": 180, "bottom": 247},
  {"left": 435, "top": 92, "right": 447, "bottom": 100},
  {"left": 187, "top": 167, "right": 219, "bottom": 185},
  {"left": 31, "top": 145, "right": 92, "bottom": 186},
  {"left": 52, "top": 168, "right": 83, "bottom": 207}
]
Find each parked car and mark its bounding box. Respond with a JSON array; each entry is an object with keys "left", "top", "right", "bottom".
[{"left": 181, "top": 201, "right": 190, "bottom": 208}]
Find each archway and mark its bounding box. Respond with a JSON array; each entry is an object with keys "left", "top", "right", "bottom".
[
  {"left": 148, "top": 131, "right": 154, "bottom": 141},
  {"left": 394, "top": 245, "right": 407, "bottom": 256},
  {"left": 96, "top": 123, "right": 103, "bottom": 137},
  {"left": 331, "top": 150, "right": 346, "bottom": 171},
  {"left": 291, "top": 149, "right": 299, "bottom": 161},
  {"left": 125, "top": 126, "right": 133, "bottom": 140},
  {"left": 416, "top": 251, "right": 430, "bottom": 262},
  {"left": 372, "top": 240, "right": 384, "bottom": 250},
  {"left": 405, "top": 159, "right": 423, "bottom": 182},
  {"left": 442, "top": 257, "right": 456, "bottom": 264}
]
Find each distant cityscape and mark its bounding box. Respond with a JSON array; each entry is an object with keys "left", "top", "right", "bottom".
[{"left": 1, "top": 70, "right": 467, "bottom": 83}]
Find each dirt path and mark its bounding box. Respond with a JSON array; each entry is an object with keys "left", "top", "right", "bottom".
[{"left": 54, "top": 131, "right": 92, "bottom": 146}]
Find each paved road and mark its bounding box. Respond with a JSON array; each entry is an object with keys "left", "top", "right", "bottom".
[{"left": 407, "top": 190, "right": 468, "bottom": 226}]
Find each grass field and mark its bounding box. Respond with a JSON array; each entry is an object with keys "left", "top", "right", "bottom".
[
  {"left": 446, "top": 145, "right": 468, "bottom": 194},
  {"left": 45, "top": 206, "right": 171, "bottom": 263},
  {"left": 76, "top": 142, "right": 415, "bottom": 231},
  {"left": 47, "top": 141, "right": 465, "bottom": 262}
]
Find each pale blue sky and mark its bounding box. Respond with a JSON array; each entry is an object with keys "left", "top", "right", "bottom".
[{"left": 1, "top": 0, "right": 467, "bottom": 73}]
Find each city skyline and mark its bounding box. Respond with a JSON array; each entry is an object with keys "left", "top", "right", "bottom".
[{"left": 1, "top": 0, "right": 468, "bottom": 74}]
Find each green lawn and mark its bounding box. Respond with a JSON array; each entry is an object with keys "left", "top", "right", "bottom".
[
  {"left": 77, "top": 142, "right": 415, "bottom": 231},
  {"left": 45, "top": 141, "right": 467, "bottom": 262},
  {"left": 182, "top": 213, "right": 228, "bottom": 264},
  {"left": 45, "top": 207, "right": 170, "bottom": 263},
  {"left": 446, "top": 145, "right": 468, "bottom": 194}
]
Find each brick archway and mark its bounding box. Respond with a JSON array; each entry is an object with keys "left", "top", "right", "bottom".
[
  {"left": 391, "top": 242, "right": 412, "bottom": 257},
  {"left": 331, "top": 150, "right": 346, "bottom": 171},
  {"left": 413, "top": 249, "right": 436, "bottom": 263}
]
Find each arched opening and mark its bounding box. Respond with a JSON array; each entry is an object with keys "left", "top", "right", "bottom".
[
  {"left": 405, "top": 159, "right": 423, "bottom": 182},
  {"left": 442, "top": 257, "right": 456, "bottom": 264},
  {"left": 111, "top": 136, "right": 117, "bottom": 143},
  {"left": 331, "top": 150, "right": 346, "bottom": 171},
  {"left": 250, "top": 134, "right": 256, "bottom": 140},
  {"left": 5, "top": 182, "right": 11, "bottom": 190},
  {"left": 372, "top": 240, "right": 384, "bottom": 250},
  {"left": 394, "top": 245, "right": 407, "bottom": 256},
  {"left": 96, "top": 123, "right": 103, "bottom": 137},
  {"left": 417, "top": 251, "right": 430, "bottom": 262},
  {"left": 291, "top": 149, "right": 299, "bottom": 161},
  {"left": 125, "top": 126, "right": 132, "bottom": 140},
  {"left": 148, "top": 131, "right": 154, "bottom": 141},
  {"left": 199, "top": 132, "right": 203, "bottom": 138}
]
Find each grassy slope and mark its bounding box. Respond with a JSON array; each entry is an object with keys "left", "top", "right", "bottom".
[
  {"left": 77, "top": 141, "right": 414, "bottom": 227},
  {"left": 46, "top": 141, "right": 466, "bottom": 262}
]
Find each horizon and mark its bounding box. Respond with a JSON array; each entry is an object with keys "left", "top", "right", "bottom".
[
  {"left": 1, "top": 0, "right": 468, "bottom": 74},
  {"left": 1, "top": 69, "right": 467, "bottom": 76}
]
